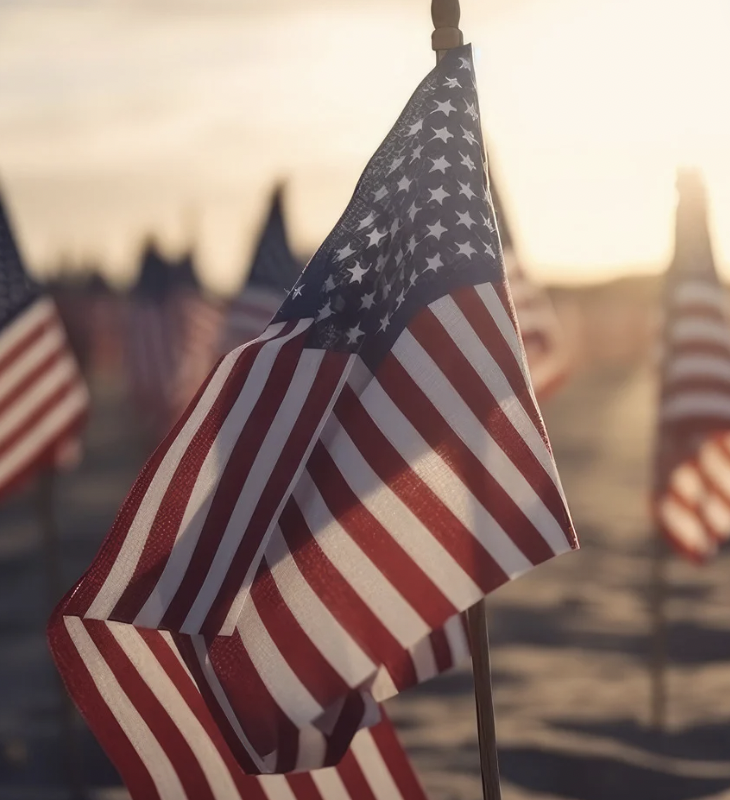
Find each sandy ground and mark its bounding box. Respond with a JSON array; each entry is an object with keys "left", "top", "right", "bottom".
[{"left": 1, "top": 364, "right": 729, "bottom": 799}]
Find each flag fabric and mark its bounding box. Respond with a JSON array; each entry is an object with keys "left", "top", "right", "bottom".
[
  {"left": 654, "top": 169, "right": 730, "bottom": 561},
  {"left": 85, "top": 273, "right": 125, "bottom": 380},
  {"left": 220, "top": 187, "right": 303, "bottom": 355},
  {"left": 50, "top": 44, "right": 577, "bottom": 796},
  {"left": 489, "top": 170, "right": 569, "bottom": 400},
  {"left": 0, "top": 192, "right": 88, "bottom": 498}
]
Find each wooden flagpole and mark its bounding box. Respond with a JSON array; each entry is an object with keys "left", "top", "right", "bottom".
[
  {"left": 431, "top": 3, "right": 502, "bottom": 797},
  {"left": 38, "top": 468, "right": 87, "bottom": 799}
]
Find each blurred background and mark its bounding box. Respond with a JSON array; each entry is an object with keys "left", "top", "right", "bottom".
[{"left": 1, "top": 0, "right": 730, "bottom": 798}]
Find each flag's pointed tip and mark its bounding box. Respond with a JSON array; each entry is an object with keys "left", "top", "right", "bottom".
[{"left": 676, "top": 166, "right": 707, "bottom": 203}]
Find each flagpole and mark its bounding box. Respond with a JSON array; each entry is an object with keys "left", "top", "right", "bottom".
[
  {"left": 431, "top": 3, "right": 502, "bottom": 798},
  {"left": 649, "top": 528, "right": 668, "bottom": 731},
  {"left": 38, "top": 468, "right": 87, "bottom": 799}
]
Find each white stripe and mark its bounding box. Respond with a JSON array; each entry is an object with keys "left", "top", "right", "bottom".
[
  {"left": 85, "top": 322, "right": 298, "bottom": 620},
  {"left": 0, "top": 323, "right": 65, "bottom": 406},
  {"left": 264, "top": 525, "right": 377, "bottom": 687},
  {"left": 657, "top": 497, "right": 714, "bottom": 555},
  {"left": 665, "top": 354, "right": 730, "bottom": 385},
  {"left": 323, "top": 417, "right": 483, "bottom": 611},
  {"left": 349, "top": 729, "right": 406, "bottom": 800},
  {"left": 475, "top": 283, "right": 524, "bottom": 366},
  {"left": 700, "top": 437, "right": 730, "bottom": 494},
  {"left": 392, "top": 326, "right": 571, "bottom": 556},
  {"left": 0, "top": 297, "right": 55, "bottom": 363},
  {"left": 292, "top": 469, "right": 430, "bottom": 647},
  {"left": 662, "top": 392, "right": 730, "bottom": 422},
  {"left": 110, "top": 625, "right": 240, "bottom": 800},
  {"left": 236, "top": 598, "right": 323, "bottom": 728},
  {"left": 670, "top": 318, "right": 730, "bottom": 349},
  {"left": 0, "top": 382, "right": 87, "bottom": 486},
  {"left": 260, "top": 775, "right": 298, "bottom": 800},
  {"left": 443, "top": 613, "right": 470, "bottom": 666},
  {"left": 182, "top": 344, "right": 325, "bottom": 634},
  {"left": 359, "top": 374, "right": 534, "bottom": 577},
  {"left": 409, "top": 635, "right": 438, "bottom": 683},
  {"left": 133, "top": 323, "right": 311, "bottom": 628},
  {"left": 673, "top": 281, "right": 728, "bottom": 310},
  {"left": 704, "top": 494, "right": 730, "bottom": 539},
  {"left": 63, "top": 617, "right": 186, "bottom": 798},
  {"left": 310, "top": 765, "right": 352, "bottom": 800}
]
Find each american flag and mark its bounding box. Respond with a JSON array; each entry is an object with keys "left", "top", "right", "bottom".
[
  {"left": 654, "top": 169, "right": 730, "bottom": 561},
  {"left": 489, "top": 170, "right": 569, "bottom": 400},
  {"left": 49, "top": 45, "right": 577, "bottom": 795},
  {"left": 85, "top": 272, "right": 125, "bottom": 380},
  {"left": 219, "top": 186, "right": 303, "bottom": 355},
  {"left": 0, "top": 192, "right": 88, "bottom": 498}
]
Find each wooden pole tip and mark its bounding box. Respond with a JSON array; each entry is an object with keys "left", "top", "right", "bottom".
[{"left": 431, "top": 0, "right": 463, "bottom": 52}]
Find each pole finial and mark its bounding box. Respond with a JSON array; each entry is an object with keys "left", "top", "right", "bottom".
[{"left": 431, "top": 0, "right": 463, "bottom": 53}]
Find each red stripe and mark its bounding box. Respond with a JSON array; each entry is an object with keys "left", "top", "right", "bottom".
[
  {"left": 202, "top": 350, "right": 350, "bottom": 637},
  {"left": 86, "top": 621, "right": 216, "bottom": 800},
  {"left": 370, "top": 717, "right": 428, "bottom": 800},
  {"left": 377, "top": 352, "right": 558, "bottom": 567},
  {"left": 279, "top": 496, "right": 419, "bottom": 692},
  {"left": 428, "top": 627, "right": 454, "bottom": 674},
  {"left": 336, "top": 739, "right": 379, "bottom": 800},
  {"left": 0, "top": 344, "right": 65, "bottom": 422},
  {"left": 285, "top": 773, "right": 326, "bottom": 800},
  {"left": 160, "top": 332, "right": 307, "bottom": 632},
  {"left": 47, "top": 617, "right": 161, "bottom": 800},
  {"left": 307, "top": 437, "right": 453, "bottom": 628},
  {"left": 0, "top": 306, "right": 55, "bottom": 375},
  {"left": 323, "top": 691, "right": 368, "bottom": 769},
  {"left": 336, "top": 379, "right": 517, "bottom": 590},
  {"left": 408, "top": 303, "right": 570, "bottom": 534}
]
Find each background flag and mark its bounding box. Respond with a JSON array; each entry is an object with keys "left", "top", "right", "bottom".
[
  {"left": 654, "top": 169, "right": 730, "bottom": 560},
  {"left": 489, "top": 168, "right": 570, "bottom": 399},
  {"left": 50, "top": 45, "right": 577, "bottom": 794},
  {"left": 219, "top": 186, "right": 303, "bottom": 355},
  {"left": 0, "top": 190, "right": 88, "bottom": 498}
]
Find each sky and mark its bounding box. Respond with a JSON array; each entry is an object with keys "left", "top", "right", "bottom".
[{"left": 1, "top": 0, "right": 729, "bottom": 293}]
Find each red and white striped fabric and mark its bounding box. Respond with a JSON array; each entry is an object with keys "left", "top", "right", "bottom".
[
  {"left": 0, "top": 296, "right": 88, "bottom": 498},
  {"left": 49, "top": 45, "right": 576, "bottom": 797},
  {"left": 654, "top": 169, "right": 730, "bottom": 561},
  {"left": 503, "top": 250, "right": 569, "bottom": 401}
]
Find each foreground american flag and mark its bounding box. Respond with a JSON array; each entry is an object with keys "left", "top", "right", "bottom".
[
  {"left": 50, "top": 46, "right": 577, "bottom": 797},
  {"left": 654, "top": 169, "right": 730, "bottom": 561},
  {"left": 0, "top": 192, "right": 88, "bottom": 499},
  {"left": 219, "top": 186, "right": 303, "bottom": 355},
  {"left": 489, "top": 171, "right": 569, "bottom": 400}
]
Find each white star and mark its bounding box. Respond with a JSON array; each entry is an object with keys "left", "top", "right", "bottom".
[
  {"left": 484, "top": 241, "right": 496, "bottom": 258},
  {"left": 426, "top": 220, "right": 448, "bottom": 240},
  {"left": 367, "top": 227, "right": 387, "bottom": 248},
  {"left": 373, "top": 185, "right": 389, "bottom": 202},
  {"left": 411, "top": 145, "right": 423, "bottom": 162},
  {"left": 430, "top": 155, "right": 451, "bottom": 174},
  {"left": 347, "top": 324, "right": 365, "bottom": 344},
  {"left": 433, "top": 99, "right": 457, "bottom": 116},
  {"left": 429, "top": 186, "right": 450, "bottom": 205},
  {"left": 335, "top": 243, "right": 355, "bottom": 262},
  {"left": 292, "top": 285, "right": 304, "bottom": 298},
  {"left": 431, "top": 127, "right": 454, "bottom": 143},
  {"left": 396, "top": 175, "right": 412, "bottom": 193},
  {"left": 460, "top": 152, "right": 476, "bottom": 171},
  {"left": 456, "top": 210, "right": 476, "bottom": 230},
  {"left": 481, "top": 212, "right": 495, "bottom": 233},
  {"left": 390, "top": 218, "right": 401, "bottom": 236},
  {"left": 396, "top": 288, "right": 406, "bottom": 308},
  {"left": 458, "top": 181, "right": 476, "bottom": 200},
  {"left": 348, "top": 261, "right": 368, "bottom": 283},
  {"left": 360, "top": 291, "right": 376, "bottom": 310},
  {"left": 459, "top": 57, "right": 470, "bottom": 69},
  {"left": 387, "top": 156, "right": 405, "bottom": 175},
  {"left": 465, "top": 101, "right": 478, "bottom": 120},
  {"left": 406, "top": 235, "right": 418, "bottom": 255},
  {"left": 462, "top": 126, "right": 478, "bottom": 147},
  {"left": 444, "top": 77, "right": 462, "bottom": 89},
  {"left": 408, "top": 119, "right": 424, "bottom": 135},
  {"left": 408, "top": 201, "right": 421, "bottom": 221},
  {"left": 409, "top": 269, "right": 418, "bottom": 287},
  {"left": 379, "top": 313, "right": 391, "bottom": 332},
  {"left": 357, "top": 211, "right": 377, "bottom": 230},
  {"left": 375, "top": 254, "right": 387, "bottom": 272},
  {"left": 456, "top": 241, "right": 477, "bottom": 258},
  {"left": 425, "top": 254, "right": 443, "bottom": 272},
  {"left": 324, "top": 276, "right": 336, "bottom": 292},
  {"left": 317, "top": 300, "right": 333, "bottom": 320}
]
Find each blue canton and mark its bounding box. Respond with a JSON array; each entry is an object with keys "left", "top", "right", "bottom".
[
  {"left": 0, "top": 194, "right": 41, "bottom": 329},
  {"left": 276, "top": 45, "right": 504, "bottom": 366}
]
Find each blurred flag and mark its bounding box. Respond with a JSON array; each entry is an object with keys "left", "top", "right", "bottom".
[
  {"left": 220, "top": 185, "right": 303, "bottom": 354},
  {"left": 654, "top": 169, "right": 730, "bottom": 560},
  {"left": 0, "top": 192, "right": 88, "bottom": 498},
  {"left": 490, "top": 170, "right": 570, "bottom": 400},
  {"left": 124, "top": 241, "right": 179, "bottom": 434},
  {"left": 85, "top": 272, "right": 125, "bottom": 380},
  {"left": 50, "top": 45, "right": 577, "bottom": 795}
]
